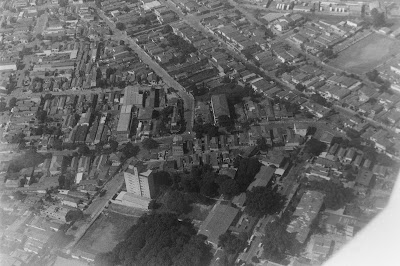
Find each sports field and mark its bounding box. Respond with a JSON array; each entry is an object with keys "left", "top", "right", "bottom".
[
  {"left": 329, "top": 33, "right": 400, "bottom": 74},
  {"left": 75, "top": 210, "right": 140, "bottom": 255}
]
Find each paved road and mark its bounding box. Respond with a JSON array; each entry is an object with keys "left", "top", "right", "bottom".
[
  {"left": 163, "top": 4, "right": 292, "bottom": 92},
  {"left": 63, "top": 172, "right": 125, "bottom": 253},
  {"left": 96, "top": 8, "right": 195, "bottom": 133},
  {"left": 333, "top": 105, "right": 398, "bottom": 134},
  {"left": 5, "top": 87, "right": 120, "bottom": 101}
]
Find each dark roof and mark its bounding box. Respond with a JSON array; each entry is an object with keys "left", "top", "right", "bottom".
[{"left": 211, "top": 94, "right": 230, "bottom": 118}]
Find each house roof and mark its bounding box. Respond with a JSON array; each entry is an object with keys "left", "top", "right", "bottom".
[
  {"left": 356, "top": 168, "right": 374, "bottom": 187},
  {"left": 287, "top": 190, "right": 325, "bottom": 243},
  {"left": 247, "top": 166, "right": 275, "bottom": 190},
  {"left": 198, "top": 203, "right": 239, "bottom": 245}
]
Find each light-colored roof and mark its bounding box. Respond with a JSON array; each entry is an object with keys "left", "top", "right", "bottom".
[{"left": 198, "top": 203, "right": 239, "bottom": 245}]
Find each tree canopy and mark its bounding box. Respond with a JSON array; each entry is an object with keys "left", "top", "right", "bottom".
[
  {"left": 165, "top": 190, "right": 191, "bottom": 214},
  {"left": 371, "top": 8, "right": 386, "bottom": 27},
  {"left": 235, "top": 157, "right": 262, "bottom": 192},
  {"left": 142, "top": 138, "right": 159, "bottom": 150},
  {"left": 94, "top": 213, "right": 212, "bottom": 266},
  {"left": 9, "top": 97, "right": 17, "bottom": 108},
  {"left": 306, "top": 180, "right": 355, "bottom": 210},
  {"left": 218, "top": 232, "right": 246, "bottom": 254},
  {"left": 303, "top": 138, "right": 327, "bottom": 156},
  {"left": 120, "top": 142, "right": 140, "bottom": 159},
  {"left": 245, "top": 186, "right": 287, "bottom": 217},
  {"left": 116, "top": 22, "right": 126, "bottom": 31},
  {"left": 262, "top": 221, "right": 301, "bottom": 263}
]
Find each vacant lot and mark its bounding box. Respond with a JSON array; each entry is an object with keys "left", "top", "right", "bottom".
[
  {"left": 329, "top": 33, "right": 400, "bottom": 74},
  {"left": 75, "top": 211, "right": 139, "bottom": 255}
]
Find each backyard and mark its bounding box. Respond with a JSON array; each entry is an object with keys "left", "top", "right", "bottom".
[{"left": 329, "top": 33, "right": 400, "bottom": 74}]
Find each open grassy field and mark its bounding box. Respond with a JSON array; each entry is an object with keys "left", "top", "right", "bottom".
[
  {"left": 329, "top": 33, "right": 400, "bottom": 74},
  {"left": 75, "top": 211, "right": 139, "bottom": 255}
]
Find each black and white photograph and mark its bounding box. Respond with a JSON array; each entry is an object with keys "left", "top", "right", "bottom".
[{"left": 0, "top": 0, "right": 400, "bottom": 265}]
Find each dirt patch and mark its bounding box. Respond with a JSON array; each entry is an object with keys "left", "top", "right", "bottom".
[{"left": 329, "top": 33, "right": 400, "bottom": 74}]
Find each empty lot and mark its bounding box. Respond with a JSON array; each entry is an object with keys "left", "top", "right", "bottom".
[{"left": 329, "top": 33, "right": 400, "bottom": 74}]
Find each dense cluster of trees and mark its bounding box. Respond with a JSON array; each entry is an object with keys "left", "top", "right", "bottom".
[
  {"left": 234, "top": 157, "right": 262, "bottom": 193},
  {"left": 7, "top": 150, "right": 46, "bottom": 173},
  {"left": 303, "top": 138, "right": 327, "bottom": 157},
  {"left": 245, "top": 186, "right": 287, "bottom": 218},
  {"left": 65, "top": 209, "right": 83, "bottom": 222},
  {"left": 218, "top": 232, "right": 247, "bottom": 254},
  {"left": 116, "top": 22, "right": 126, "bottom": 31},
  {"left": 180, "top": 164, "right": 219, "bottom": 198},
  {"left": 164, "top": 190, "right": 191, "bottom": 214},
  {"left": 306, "top": 180, "right": 355, "bottom": 210},
  {"left": 192, "top": 123, "right": 219, "bottom": 139},
  {"left": 310, "top": 93, "right": 331, "bottom": 107},
  {"left": 371, "top": 8, "right": 386, "bottom": 28},
  {"left": 321, "top": 48, "right": 335, "bottom": 59},
  {"left": 95, "top": 213, "right": 212, "bottom": 266},
  {"left": 142, "top": 138, "right": 159, "bottom": 150},
  {"left": 262, "top": 221, "right": 301, "bottom": 263},
  {"left": 120, "top": 142, "right": 140, "bottom": 160},
  {"left": 166, "top": 33, "right": 197, "bottom": 57},
  {"left": 9, "top": 97, "right": 17, "bottom": 108}
]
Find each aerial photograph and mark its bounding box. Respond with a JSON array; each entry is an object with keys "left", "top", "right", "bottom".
[{"left": 0, "top": 0, "right": 399, "bottom": 265}]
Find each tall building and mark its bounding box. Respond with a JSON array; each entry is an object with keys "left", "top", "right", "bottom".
[{"left": 124, "top": 165, "right": 155, "bottom": 199}]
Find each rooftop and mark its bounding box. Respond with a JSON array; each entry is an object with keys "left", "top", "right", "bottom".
[{"left": 198, "top": 203, "right": 239, "bottom": 246}]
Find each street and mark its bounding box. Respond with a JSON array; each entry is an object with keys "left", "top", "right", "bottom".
[
  {"left": 63, "top": 172, "right": 125, "bottom": 253},
  {"left": 95, "top": 8, "right": 195, "bottom": 133}
]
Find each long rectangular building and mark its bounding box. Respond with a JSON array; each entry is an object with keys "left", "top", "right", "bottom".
[{"left": 211, "top": 94, "right": 230, "bottom": 125}]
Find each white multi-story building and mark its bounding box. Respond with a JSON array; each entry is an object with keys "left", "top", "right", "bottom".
[{"left": 124, "top": 165, "right": 155, "bottom": 199}]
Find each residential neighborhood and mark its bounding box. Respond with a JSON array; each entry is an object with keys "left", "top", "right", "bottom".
[{"left": 0, "top": 0, "right": 400, "bottom": 266}]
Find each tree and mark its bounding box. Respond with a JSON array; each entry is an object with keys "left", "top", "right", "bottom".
[
  {"left": 371, "top": 8, "right": 385, "bottom": 27},
  {"left": 162, "top": 24, "right": 173, "bottom": 34},
  {"left": 304, "top": 138, "right": 327, "bottom": 156},
  {"left": 165, "top": 190, "right": 190, "bottom": 214},
  {"left": 116, "top": 22, "right": 126, "bottom": 31},
  {"left": 218, "top": 179, "right": 240, "bottom": 199},
  {"left": 322, "top": 48, "right": 334, "bottom": 58},
  {"left": 120, "top": 142, "right": 140, "bottom": 159},
  {"left": 257, "top": 137, "right": 269, "bottom": 151},
  {"left": 96, "top": 213, "right": 211, "bottom": 266},
  {"left": 142, "top": 138, "right": 159, "bottom": 150},
  {"left": 295, "top": 83, "right": 306, "bottom": 92},
  {"left": 9, "top": 97, "right": 17, "bottom": 108},
  {"left": 200, "top": 181, "right": 219, "bottom": 198},
  {"left": 235, "top": 157, "right": 262, "bottom": 192},
  {"left": 58, "top": 0, "right": 68, "bottom": 7},
  {"left": 66, "top": 209, "right": 83, "bottom": 222},
  {"left": 366, "top": 69, "right": 379, "bottom": 82},
  {"left": 262, "top": 221, "right": 301, "bottom": 263},
  {"left": 218, "top": 232, "right": 246, "bottom": 254},
  {"left": 245, "top": 186, "right": 287, "bottom": 217},
  {"left": 307, "top": 180, "right": 355, "bottom": 210},
  {"left": 78, "top": 145, "right": 90, "bottom": 156},
  {"left": 148, "top": 199, "right": 160, "bottom": 210},
  {"left": 108, "top": 139, "right": 119, "bottom": 152},
  {"left": 11, "top": 132, "right": 25, "bottom": 144}
]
